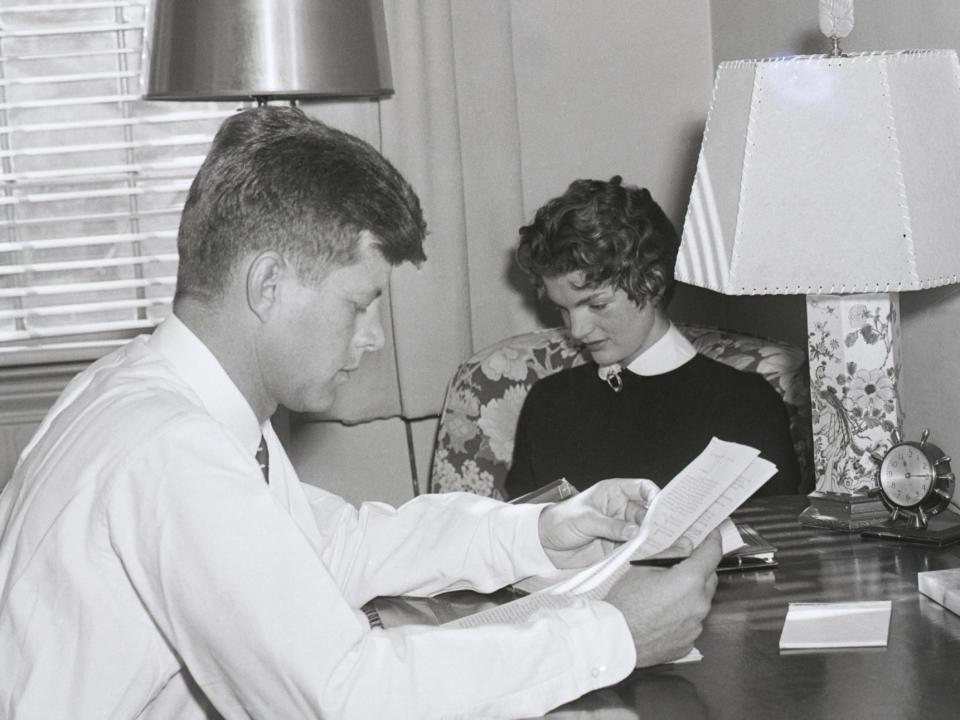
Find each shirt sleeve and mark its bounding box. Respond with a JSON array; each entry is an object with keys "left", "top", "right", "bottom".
[
  {"left": 302, "top": 485, "right": 559, "bottom": 602},
  {"left": 106, "top": 417, "right": 635, "bottom": 719}
]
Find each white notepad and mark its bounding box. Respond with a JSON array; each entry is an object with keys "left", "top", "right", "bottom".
[{"left": 778, "top": 601, "right": 892, "bottom": 649}]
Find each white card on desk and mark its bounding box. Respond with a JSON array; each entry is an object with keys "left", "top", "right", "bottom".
[
  {"left": 778, "top": 600, "right": 892, "bottom": 649},
  {"left": 918, "top": 568, "right": 960, "bottom": 616}
]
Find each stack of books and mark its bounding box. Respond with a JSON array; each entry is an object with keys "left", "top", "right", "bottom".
[{"left": 801, "top": 492, "right": 891, "bottom": 530}]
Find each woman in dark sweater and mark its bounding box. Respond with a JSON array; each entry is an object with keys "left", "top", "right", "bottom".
[{"left": 505, "top": 176, "right": 799, "bottom": 499}]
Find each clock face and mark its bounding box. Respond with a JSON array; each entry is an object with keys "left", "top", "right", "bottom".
[{"left": 879, "top": 445, "right": 935, "bottom": 507}]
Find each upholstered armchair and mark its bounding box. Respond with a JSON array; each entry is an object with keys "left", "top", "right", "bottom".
[{"left": 429, "top": 324, "right": 813, "bottom": 500}]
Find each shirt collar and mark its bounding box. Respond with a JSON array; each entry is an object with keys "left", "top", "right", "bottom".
[
  {"left": 626, "top": 322, "right": 696, "bottom": 375},
  {"left": 148, "top": 315, "right": 264, "bottom": 456},
  {"left": 597, "top": 322, "right": 697, "bottom": 382}
]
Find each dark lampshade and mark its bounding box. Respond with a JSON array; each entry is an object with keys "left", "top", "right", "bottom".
[{"left": 143, "top": 0, "right": 393, "bottom": 102}]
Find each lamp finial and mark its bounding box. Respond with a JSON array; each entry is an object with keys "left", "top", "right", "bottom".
[{"left": 819, "top": 0, "right": 855, "bottom": 56}]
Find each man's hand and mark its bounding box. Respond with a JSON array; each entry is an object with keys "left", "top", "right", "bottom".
[
  {"left": 537, "top": 478, "right": 659, "bottom": 569},
  {"left": 605, "top": 530, "right": 722, "bottom": 667}
]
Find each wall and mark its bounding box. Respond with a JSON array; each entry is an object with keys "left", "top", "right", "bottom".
[
  {"left": 507, "top": 0, "right": 810, "bottom": 341},
  {"left": 511, "top": 1, "right": 714, "bottom": 226},
  {"left": 286, "top": 416, "right": 436, "bottom": 507}
]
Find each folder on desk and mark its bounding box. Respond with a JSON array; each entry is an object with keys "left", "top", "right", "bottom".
[{"left": 719, "top": 522, "right": 778, "bottom": 573}]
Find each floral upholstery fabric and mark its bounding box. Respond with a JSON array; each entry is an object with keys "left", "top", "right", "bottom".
[{"left": 429, "top": 324, "right": 813, "bottom": 499}]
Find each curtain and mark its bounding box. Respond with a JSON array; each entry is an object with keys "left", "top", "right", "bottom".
[{"left": 316, "top": 0, "right": 536, "bottom": 423}]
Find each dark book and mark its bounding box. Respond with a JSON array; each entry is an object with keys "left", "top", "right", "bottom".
[
  {"left": 719, "top": 522, "right": 777, "bottom": 572},
  {"left": 634, "top": 522, "right": 778, "bottom": 572}
]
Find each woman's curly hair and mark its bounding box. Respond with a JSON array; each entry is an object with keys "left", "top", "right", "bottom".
[{"left": 516, "top": 175, "right": 679, "bottom": 308}]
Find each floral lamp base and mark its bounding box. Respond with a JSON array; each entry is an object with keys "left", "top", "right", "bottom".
[{"left": 799, "top": 293, "right": 902, "bottom": 530}]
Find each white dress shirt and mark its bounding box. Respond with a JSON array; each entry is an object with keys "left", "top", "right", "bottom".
[{"left": 0, "top": 316, "right": 635, "bottom": 719}]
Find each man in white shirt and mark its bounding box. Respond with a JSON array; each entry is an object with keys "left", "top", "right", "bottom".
[{"left": 0, "top": 107, "right": 721, "bottom": 719}]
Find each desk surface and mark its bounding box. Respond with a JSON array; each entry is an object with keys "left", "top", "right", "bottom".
[
  {"left": 549, "top": 495, "right": 960, "bottom": 720},
  {"left": 375, "top": 496, "right": 960, "bottom": 718}
]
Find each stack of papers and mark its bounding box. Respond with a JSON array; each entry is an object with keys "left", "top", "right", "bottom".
[
  {"left": 918, "top": 568, "right": 960, "bottom": 616},
  {"left": 778, "top": 601, "right": 892, "bottom": 649}
]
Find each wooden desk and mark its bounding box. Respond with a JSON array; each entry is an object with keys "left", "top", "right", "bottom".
[
  {"left": 376, "top": 496, "right": 960, "bottom": 718},
  {"left": 550, "top": 495, "right": 960, "bottom": 719}
]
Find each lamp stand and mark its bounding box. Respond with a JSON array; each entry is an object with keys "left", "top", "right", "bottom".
[{"left": 798, "top": 293, "right": 903, "bottom": 531}]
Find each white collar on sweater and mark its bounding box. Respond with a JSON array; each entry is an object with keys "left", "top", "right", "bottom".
[{"left": 597, "top": 322, "right": 696, "bottom": 389}]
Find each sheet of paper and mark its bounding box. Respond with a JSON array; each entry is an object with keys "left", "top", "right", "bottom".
[
  {"left": 511, "top": 567, "right": 579, "bottom": 596},
  {"left": 719, "top": 517, "right": 745, "bottom": 554},
  {"left": 664, "top": 455, "right": 776, "bottom": 554},
  {"left": 778, "top": 601, "right": 892, "bottom": 649},
  {"left": 627, "top": 438, "right": 761, "bottom": 559},
  {"left": 449, "top": 588, "right": 579, "bottom": 628},
  {"left": 512, "top": 518, "right": 744, "bottom": 595},
  {"left": 672, "top": 647, "right": 703, "bottom": 664}
]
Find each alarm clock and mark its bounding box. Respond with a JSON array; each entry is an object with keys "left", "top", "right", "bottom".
[{"left": 862, "top": 429, "right": 960, "bottom": 545}]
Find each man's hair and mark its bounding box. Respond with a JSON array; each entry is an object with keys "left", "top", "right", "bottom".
[
  {"left": 174, "top": 106, "right": 427, "bottom": 303},
  {"left": 516, "top": 175, "right": 679, "bottom": 308}
]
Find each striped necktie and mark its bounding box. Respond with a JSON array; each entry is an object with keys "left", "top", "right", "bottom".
[{"left": 256, "top": 435, "right": 269, "bottom": 484}]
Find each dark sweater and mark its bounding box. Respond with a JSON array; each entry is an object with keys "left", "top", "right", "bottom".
[{"left": 505, "top": 354, "right": 800, "bottom": 499}]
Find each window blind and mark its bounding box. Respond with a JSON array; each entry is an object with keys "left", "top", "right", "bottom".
[{"left": 0, "top": 0, "right": 243, "bottom": 366}]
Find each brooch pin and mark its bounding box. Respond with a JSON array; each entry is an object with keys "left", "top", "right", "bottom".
[{"left": 599, "top": 364, "right": 623, "bottom": 393}]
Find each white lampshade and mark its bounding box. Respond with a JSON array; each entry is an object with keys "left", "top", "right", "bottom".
[
  {"left": 678, "top": 50, "right": 960, "bottom": 296},
  {"left": 679, "top": 49, "right": 960, "bottom": 530}
]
